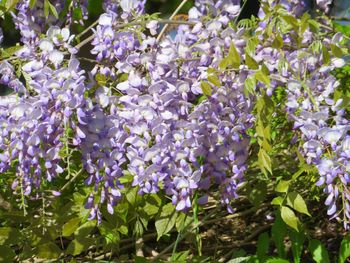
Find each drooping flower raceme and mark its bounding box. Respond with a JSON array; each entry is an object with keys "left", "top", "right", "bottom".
[{"left": 1, "top": 0, "right": 349, "bottom": 228}]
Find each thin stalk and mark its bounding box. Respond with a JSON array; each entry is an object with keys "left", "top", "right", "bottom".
[
  {"left": 171, "top": 214, "right": 187, "bottom": 259},
  {"left": 75, "top": 19, "right": 99, "bottom": 40},
  {"left": 233, "top": 0, "right": 249, "bottom": 25},
  {"left": 193, "top": 192, "right": 202, "bottom": 256},
  {"left": 74, "top": 19, "right": 194, "bottom": 50},
  {"left": 61, "top": 168, "right": 84, "bottom": 191},
  {"left": 156, "top": 0, "right": 189, "bottom": 42}
]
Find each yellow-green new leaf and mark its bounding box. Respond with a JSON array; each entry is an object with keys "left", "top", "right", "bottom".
[
  {"left": 228, "top": 43, "right": 241, "bottom": 69},
  {"left": 201, "top": 81, "right": 213, "bottom": 96},
  {"left": 281, "top": 206, "right": 300, "bottom": 232},
  {"left": 330, "top": 44, "right": 344, "bottom": 58},
  {"left": 286, "top": 192, "right": 311, "bottom": 216},
  {"left": 271, "top": 196, "right": 284, "bottom": 206},
  {"left": 245, "top": 52, "right": 259, "bottom": 69},
  {"left": 37, "top": 242, "right": 62, "bottom": 259},
  {"left": 62, "top": 217, "right": 81, "bottom": 237},
  {"left": 208, "top": 75, "right": 221, "bottom": 87},
  {"left": 255, "top": 70, "right": 270, "bottom": 87},
  {"left": 258, "top": 148, "right": 272, "bottom": 175},
  {"left": 272, "top": 34, "right": 283, "bottom": 49},
  {"left": 275, "top": 180, "right": 290, "bottom": 193}
]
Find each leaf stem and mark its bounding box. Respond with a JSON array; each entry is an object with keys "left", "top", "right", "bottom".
[
  {"left": 74, "top": 19, "right": 194, "bottom": 50},
  {"left": 157, "top": 0, "right": 190, "bottom": 42},
  {"left": 75, "top": 19, "right": 99, "bottom": 40},
  {"left": 61, "top": 168, "right": 84, "bottom": 191}
]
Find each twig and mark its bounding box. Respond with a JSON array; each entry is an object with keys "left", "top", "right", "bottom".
[
  {"left": 156, "top": 0, "right": 189, "bottom": 42},
  {"left": 75, "top": 20, "right": 99, "bottom": 40},
  {"left": 74, "top": 19, "right": 195, "bottom": 50},
  {"left": 332, "top": 16, "right": 350, "bottom": 22},
  {"left": 204, "top": 203, "right": 269, "bottom": 225},
  {"left": 233, "top": 0, "right": 249, "bottom": 25},
  {"left": 61, "top": 168, "right": 84, "bottom": 191}
]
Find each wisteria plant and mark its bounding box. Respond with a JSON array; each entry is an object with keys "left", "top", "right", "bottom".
[{"left": 0, "top": 0, "right": 350, "bottom": 262}]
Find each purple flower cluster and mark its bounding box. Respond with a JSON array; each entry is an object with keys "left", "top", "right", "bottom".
[
  {"left": 0, "top": 56, "right": 87, "bottom": 196},
  {"left": 84, "top": 0, "right": 254, "bottom": 217},
  {"left": 11, "top": 0, "right": 88, "bottom": 47},
  {"left": 257, "top": 1, "right": 350, "bottom": 227},
  {"left": 1, "top": 0, "right": 349, "bottom": 227}
]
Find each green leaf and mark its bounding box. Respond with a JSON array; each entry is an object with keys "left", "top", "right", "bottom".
[
  {"left": 118, "top": 225, "right": 128, "bottom": 236},
  {"left": 245, "top": 52, "right": 259, "bottom": 70},
  {"left": 44, "top": 0, "right": 49, "bottom": 17},
  {"left": 48, "top": 1, "right": 58, "bottom": 18},
  {"left": 308, "top": 19, "right": 320, "bottom": 33},
  {"left": 272, "top": 34, "right": 283, "bottom": 49},
  {"left": 0, "top": 227, "right": 22, "bottom": 245},
  {"left": 176, "top": 212, "right": 192, "bottom": 232},
  {"left": 255, "top": 70, "right": 270, "bottom": 87},
  {"left": 228, "top": 256, "right": 250, "bottom": 263},
  {"left": 275, "top": 180, "right": 290, "bottom": 193},
  {"left": 308, "top": 239, "right": 330, "bottom": 263},
  {"left": 95, "top": 73, "right": 107, "bottom": 86},
  {"left": 247, "top": 180, "right": 267, "bottom": 206},
  {"left": 272, "top": 213, "right": 286, "bottom": 258},
  {"left": 1, "top": 45, "right": 23, "bottom": 59},
  {"left": 219, "top": 57, "right": 230, "bottom": 70},
  {"left": 258, "top": 148, "right": 272, "bottom": 175},
  {"left": 271, "top": 196, "right": 284, "bottom": 206},
  {"left": 286, "top": 192, "right": 310, "bottom": 216},
  {"left": 219, "top": 43, "right": 241, "bottom": 70},
  {"left": 339, "top": 232, "right": 350, "bottom": 263},
  {"left": 29, "top": 0, "right": 37, "bottom": 9},
  {"left": 66, "top": 238, "right": 95, "bottom": 256},
  {"left": 281, "top": 206, "right": 299, "bottom": 231},
  {"left": 0, "top": 245, "right": 16, "bottom": 262},
  {"left": 126, "top": 187, "right": 138, "bottom": 205},
  {"left": 98, "top": 221, "right": 120, "bottom": 245},
  {"left": 134, "top": 217, "right": 146, "bottom": 237},
  {"left": 74, "top": 220, "right": 96, "bottom": 238},
  {"left": 119, "top": 170, "right": 134, "bottom": 184},
  {"left": 247, "top": 255, "right": 259, "bottom": 263},
  {"left": 257, "top": 232, "right": 269, "bottom": 259},
  {"left": 201, "top": 81, "right": 213, "bottom": 96},
  {"left": 322, "top": 46, "right": 330, "bottom": 65},
  {"left": 62, "top": 217, "right": 81, "bottom": 237},
  {"left": 281, "top": 15, "right": 298, "bottom": 27},
  {"left": 37, "top": 242, "right": 62, "bottom": 259},
  {"left": 228, "top": 42, "right": 241, "bottom": 69},
  {"left": 170, "top": 250, "right": 190, "bottom": 262},
  {"left": 266, "top": 258, "right": 290, "bottom": 263},
  {"left": 5, "top": 0, "right": 20, "bottom": 10},
  {"left": 208, "top": 75, "right": 221, "bottom": 87},
  {"left": 290, "top": 230, "right": 305, "bottom": 263},
  {"left": 155, "top": 203, "right": 177, "bottom": 240},
  {"left": 144, "top": 201, "right": 159, "bottom": 216},
  {"left": 330, "top": 44, "right": 344, "bottom": 58},
  {"left": 244, "top": 76, "right": 256, "bottom": 96}
]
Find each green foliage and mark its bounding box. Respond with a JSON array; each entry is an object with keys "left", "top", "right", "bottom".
[
  {"left": 155, "top": 203, "right": 177, "bottom": 240},
  {"left": 339, "top": 232, "right": 350, "bottom": 263},
  {"left": 309, "top": 239, "right": 330, "bottom": 263},
  {"left": 219, "top": 42, "right": 241, "bottom": 70}
]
